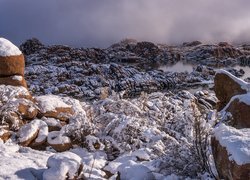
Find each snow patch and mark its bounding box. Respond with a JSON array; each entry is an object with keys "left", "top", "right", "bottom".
[
  {"left": 213, "top": 123, "right": 250, "bottom": 165},
  {"left": 12, "top": 75, "right": 23, "bottom": 81},
  {"left": 47, "top": 131, "right": 71, "bottom": 145},
  {"left": 43, "top": 151, "right": 82, "bottom": 180},
  {"left": 0, "top": 38, "right": 22, "bottom": 56}
]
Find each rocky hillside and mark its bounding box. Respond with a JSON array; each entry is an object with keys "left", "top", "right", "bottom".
[
  {"left": 22, "top": 38, "right": 250, "bottom": 100},
  {"left": 0, "top": 37, "right": 250, "bottom": 179}
]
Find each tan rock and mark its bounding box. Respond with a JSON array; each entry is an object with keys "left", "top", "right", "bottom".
[
  {"left": 0, "top": 76, "right": 27, "bottom": 88},
  {"left": 41, "top": 107, "right": 73, "bottom": 121},
  {"left": 18, "top": 119, "right": 48, "bottom": 148},
  {"left": 0, "top": 129, "right": 11, "bottom": 142},
  {"left": 49, "top": 142, "right": 72, "bottom": 152},
  {"left": 0, "top": 54, "right": 25, "bottom": 76},
  {"left": 29, "top": 138, "right": 47, "bottom": 150},
  {"left": 18, "top": 102, "right": 38, "bottom": 120},
  {"left": 47, "top": 131, "right": 72, "bottom": 152},
  {"left": 214, "top": 71, "right": 247, "bottom": 110},
  {"left": 19, "top": 129, "right": 39, "bottom": 147},
  {"left": 36, "top": 95, "right": 74, "bottom": 121}
]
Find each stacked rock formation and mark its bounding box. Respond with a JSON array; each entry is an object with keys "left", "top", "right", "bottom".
[
  {"left": 0, "top": 38, "right": 27, "bottom": 88},
  {"left": 212, "top": 70, "right": 250, "bottom": 179}
]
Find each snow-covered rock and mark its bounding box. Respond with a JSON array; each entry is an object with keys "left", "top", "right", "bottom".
[
  {"left": 0, "top": 38, "right": 26, "bottom": 87},
  {"left": 43, "top": 151, "right": 82, "bottom": 180},
  {"left": 18, "top": 119, "right": 48, "bottom": 148},
  {"left": 212, "top": 123, "right": 250, "bottom": 179},
  {"left": 214, "top": 69, "right": 248, "bottom": 110},
  {"left": 36, "top": 95, "right": 74, "bottom": 121},
  {"left": 0, "top": 38, "right": 22, "bottom": 57},
  {"left": 47, "top": 131, "right": 72, "bottom": 152}
]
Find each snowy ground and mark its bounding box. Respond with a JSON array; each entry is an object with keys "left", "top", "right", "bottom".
[{"left": 0, "top": 86, "right": 217, "bottom": 179}]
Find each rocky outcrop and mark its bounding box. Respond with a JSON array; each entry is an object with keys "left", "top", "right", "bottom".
[
  {"left": 20, "top": 38, "right": 44, "bottom": 55},
  {"left": 212, "top": 70, "right": 250, "bottom": 179},
  {"left": 214, "top": 70, "right": 247, "bottom": 110},
  {"left": 0, "top": 38, "right": 28, "bottom": 88}
]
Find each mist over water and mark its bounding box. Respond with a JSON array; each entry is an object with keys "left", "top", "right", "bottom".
[{"left": 1, "top": 0, "right": 250, "bottom": 47}]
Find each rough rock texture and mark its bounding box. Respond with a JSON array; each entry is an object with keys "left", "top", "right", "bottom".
[
  {"left": 0, "top": 76, "right": 27, "bottom": 88},
  {"left": 225, "top": 97, "right": 250, "bottom": 128},
  {"left": 0, "top": 38, "right": 28, "bottom": 88},
  {"left": 18, "top": 101, "right": 38, "bottom": 120},
  {"left": 0, "top": 55, "right": 25, "bottom": 76},
  {"left": 0, "top": 85, "right": 31, "bottom": 130},
  {"left": 211, "top": 137, "right": 250, "bottom": 180},
  {"left": 20, "top": 38, "right": 44, "bottom": 55},
  {"left": 214, "top": 72, "right": 247, "bottom": 110}
]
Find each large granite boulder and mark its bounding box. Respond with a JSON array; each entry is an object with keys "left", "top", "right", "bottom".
[
  {"left": 213, "top": 70, "right": 250, "bottom": 179},
  {"left": 0, "top": 38, "right": 27, "bottom": 88},
  {"left": 214, "top": 70, "right": 247, "bottom": 110}
]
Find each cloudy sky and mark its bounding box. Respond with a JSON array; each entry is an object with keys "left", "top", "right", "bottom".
[{"left": 1, "top": 0, "right": 250, "bottom": 47}]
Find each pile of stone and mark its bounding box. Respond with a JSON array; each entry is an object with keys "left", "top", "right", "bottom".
[{"left": 0, "top": 38, "right": 27, "bottom": 88}]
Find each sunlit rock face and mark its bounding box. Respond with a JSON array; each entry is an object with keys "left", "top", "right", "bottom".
[{"left": 0, "top": 38, "right": 27, "bottom": 88}]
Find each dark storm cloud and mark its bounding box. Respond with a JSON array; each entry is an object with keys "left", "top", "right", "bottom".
[{"left": 1, "top": 0, "right": 250, "bottom": 47}]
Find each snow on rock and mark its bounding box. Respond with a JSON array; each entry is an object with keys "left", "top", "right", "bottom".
[
  {"left": 214, "top": 69, "right": 248, "bottom": 110},
  {"left": 12, "top": 75, "right": 23, "bottom": 81},
  {"left": 0, "top": 85, "right": 33, "bottom": 130},
  {"left": 219, "top": 93, "right": 250, "bottom": 128},
  {"left": 47, "top": 131, "right": 71, "bottom": 145},
  {"left": 42, "top": 117, "right": 63, "bottom": 131},
  {"left": 131, "top": 148, "right": 151, "bottom": 161},
  {"left": 47, "top": 131, "right": 72, "bottom": 152},
  {"left": 213, "top": 123, "right": 250, "bottom": 165},
  {"left": 0, "top": 85, "right": 30, "bottom": 102},
  {"left": 216, "top": 69, "right": 249, "bottom": 91},
  {"left": 36, "top": 95, "right": 71, "bottom": 113},
  {"left": 117, "top": 160, "right": 155, "bottom": 180},
  {"left": 43, "top": 151, "right": 82, "bottom": 180},
  {"left": 18, "top": 119, "right": 48, "bottom": 146},
  {"left": 36, "top": 95, "right": 74, "bottom": 121},
  {"left": 0, "top": 38, "right": 22, "bottom": 57},
  {"left": 71, "top": 148, "right": 107, "bottom": 179}
]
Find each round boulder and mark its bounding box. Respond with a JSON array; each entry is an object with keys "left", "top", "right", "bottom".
[{"left": 0, "top": 38, "right": 25, "bottom": 76}]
